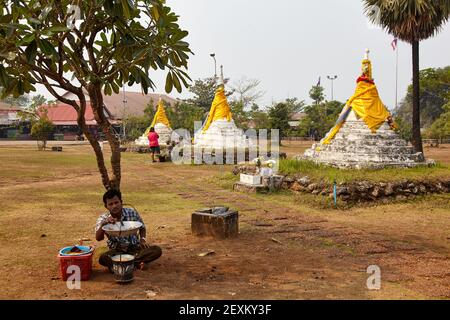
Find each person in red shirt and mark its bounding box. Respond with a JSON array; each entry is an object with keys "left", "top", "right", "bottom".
[{"left": 147, "top": 127, "right": 160, "bottom": 162}]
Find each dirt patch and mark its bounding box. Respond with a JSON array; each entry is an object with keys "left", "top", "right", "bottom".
[{"left": 0, "top": 145, "right": 449, "bottom": 299}]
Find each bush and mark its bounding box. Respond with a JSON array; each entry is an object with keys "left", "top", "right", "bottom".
[{"left": 31, "top": 117, "right": 54, "bottom": 150}]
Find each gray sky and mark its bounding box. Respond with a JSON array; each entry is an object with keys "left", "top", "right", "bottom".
[
  {"left": 162, "top": 0, "right": 450, "bottom": 110},
  {"left": 40, "top": 0, "right": 450, "bottom": 111}
]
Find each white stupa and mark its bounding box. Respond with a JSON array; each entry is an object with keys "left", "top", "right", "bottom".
[
  {"left": 194, "top": 66, "right": 250, "bottom": 149},
  {"left": 299, "top": 50, "right": 430, "bottom": 169},
  {"left": 135, "top": 98, "right": 173, "bottom": 146}
]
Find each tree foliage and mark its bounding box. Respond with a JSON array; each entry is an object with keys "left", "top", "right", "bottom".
[
  {"left": 297, "top": 100, "right": 344, "bottom": 138},
  {"left": 30, "top": 114, "right": 53, "bottom": 150},
  {"left": 309, "top": 85, "right": 325, "bottom": 105},
  {"left": 267, "top": 101, "right": 292, "bottom": 141},
  {"left": 395, "top": 66, "right": 450, "bottom": 127},
  {"left": 0, "top": 87, "right": 30, "bottom": 106},
  {"left": 229, "top": 77, "right": 265, "bottom": 109},
  {"left": 363, "top": 0, "right": 450, "bottom": 153},
  {"left": 166, "top": 102, "right": 204, "bottom": 134},
  {"left": 393, "top": 115, "right": 413, "bottom": 142},
  {"left": 363, "top": 0, "right": 450, "bottom": 43},
  {"left": 186, "top": 76, "right": 232, "bottom": 112},
  {"left": 0, "top": 0, "right": 192, "bottom": 190},
  {"left": 425, "top": 103, "right": 450, "bottom": 141}
]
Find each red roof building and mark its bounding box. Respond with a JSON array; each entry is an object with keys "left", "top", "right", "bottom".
[
  {"left": 39, "top": 102, "right": 120, "bottom": 126},
  {"left": 40, "top": 103, "right": 96, "bottom": 126}
]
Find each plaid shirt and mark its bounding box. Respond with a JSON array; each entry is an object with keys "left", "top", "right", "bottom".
[{"left": 95, "top": 207, "right": 146, "bottom": 251}]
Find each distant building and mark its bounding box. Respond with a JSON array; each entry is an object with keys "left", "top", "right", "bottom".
[
  {"left": 40, "top": 90, "right": 178, "bottom": 140},
  {"left": 288, "top": 112, "right": 306, "bottom": 128},
  {"left": 60, "top": 90, "right": 178, "bottom": 119},
  {"left": 0, "top": 101, "right": 22, "bottom": 138}
]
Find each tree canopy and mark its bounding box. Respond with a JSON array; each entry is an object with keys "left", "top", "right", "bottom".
[
  {"left": 0, "top": 0, "right": 192, "bottom": 190},
  {"left": 395, "top": 66, "right": 450, "bottom": 127}
]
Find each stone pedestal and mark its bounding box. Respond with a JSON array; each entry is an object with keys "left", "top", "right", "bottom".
[
  {"left": 191, "top": 208, "right": 239, "bottom": 239},
  {"left": 134, "top": 123, "right": 176, "bottom": 147},
  {"left": 299, "top": 110, "right": 431, "bottom": 169},
  {"left": 194, "top": 119, "right": 252, "bottom": 149},
  {"left": 240, "top": 173, "right": 261, "bottom": 185},
  {"left": 233, "top": 182, "right": 269, "bottom": 194}
]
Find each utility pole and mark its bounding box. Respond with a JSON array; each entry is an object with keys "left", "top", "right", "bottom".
[
  {"left": 327, "top": 75, "right": 338, "bottom": 101},
  {"left": 210, "top": 53, "right": 217, "bottom": 83}
]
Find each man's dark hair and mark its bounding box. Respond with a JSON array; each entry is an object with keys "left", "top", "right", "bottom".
[
  {"left": 103, "top": 189, "right": 122, "bottom": 205},
  {"left": 150, "top": 127, "right": 155, "bottom": 132}
]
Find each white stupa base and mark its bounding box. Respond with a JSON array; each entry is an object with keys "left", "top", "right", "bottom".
[
  {"left": 194, "top": 119, "right": 251, "bottom": 149},
  {"left": 134, "top": 123, "right": 174, "bottom": 147},
  {"left": 298, "top": 110, "right": 430, "bottom": 169}
]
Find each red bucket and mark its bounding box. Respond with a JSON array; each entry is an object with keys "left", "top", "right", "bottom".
[{"left": 58, "top": 252, "right": 94, "bottom": 281}]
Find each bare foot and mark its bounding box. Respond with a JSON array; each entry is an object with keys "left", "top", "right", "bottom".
[{"left": 136, "top": 262, "right": 147, "bottom": 271}]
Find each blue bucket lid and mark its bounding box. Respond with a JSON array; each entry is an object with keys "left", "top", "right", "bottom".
[{"left": 59, "top": 245, "right": 93, "bottom": 256}]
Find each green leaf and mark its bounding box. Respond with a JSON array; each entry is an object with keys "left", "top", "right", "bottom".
[
  {"left": 171, "top": 30, "right": 189, "bottom": 43},
  {"left": 100, "top": 32, "right": 108, "bottom": 44},
  {"left": 16, "top": 33, "right": 35, "bottom": 46},
  {"left": 0, "top": 65, "right": 9, "bottom": 87},
  {"left": 38, "top": 39, "right": 58, "bottom": 59},
  {"left": 104, "top": 83, "right": 112, "bottom": 96},
  {"left": 171, "top": 72, "right": 182, "bottom": 93},
  {"left": 176, "top": 71, "right": 190, "bottom": 88},
  {"left": 121, "top": 0, "right": 133, "bottom": 19},
  {"left": 44, "top": 25, "right": 70, "bottom": 35},
  {"left": 111, "top": 81, "right": 120, "bottom": 94},
  {"left": 169, "top": 52, "right": 181, "bottom": 67},
  {"left": 2, "top": 79, "right": 18, "bottom": 99},
  {"left": 152, "top": 6, "right": 160, "bottom": 21},
  {"left": 165, "top": 72, "right": 173, "bottom": 93},
  {"left": 17, "top": 80, "right": 24, "bottom": 96},
  {"left": 25, "top": 40, "right": 38, "bottom": 64}
]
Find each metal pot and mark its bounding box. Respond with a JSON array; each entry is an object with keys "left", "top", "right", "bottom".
[{"left": 111, "top": 254, "right": 135, "bottom": 283}]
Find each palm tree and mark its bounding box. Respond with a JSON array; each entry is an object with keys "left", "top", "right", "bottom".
[{"left": 363, "top": 0, "right": 450, "bottom": 153}]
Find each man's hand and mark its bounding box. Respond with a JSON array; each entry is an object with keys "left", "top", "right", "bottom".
[
  {"left": 96, "top": 216, "right": 117, "bottom": 242},
  {"left": 103, "top": 216, "right": 117, "bottom": 226},
  {"left": 140, "top": 237, "right": 150, "bottom": 248}
]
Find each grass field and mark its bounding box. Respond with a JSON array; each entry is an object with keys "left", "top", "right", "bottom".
[
  {"left": 278, "top": 159, "right": 450, "bottom": 183},
  {"left": 0, "top": 142, "right": 449, "bottom": 299}
]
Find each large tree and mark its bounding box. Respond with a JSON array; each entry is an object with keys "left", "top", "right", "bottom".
[
  {"left": 229, "top": 77, "right": 265, "bottom": 109},
  {"left": 363, "top": 0, "right": 450, "bottom": 153},
  {"left": 186, "top": 76, "right": 232, "bottom": 112},
  {"left": 395, "top": 66, "right": 450, "bottom": 128},
  {"left": 0, "top": 0, "right": 192, "bottom": 190}
]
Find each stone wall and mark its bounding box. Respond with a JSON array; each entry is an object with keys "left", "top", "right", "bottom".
[{"left": 232, "top": 165, "right": 450, "bottom": 204}]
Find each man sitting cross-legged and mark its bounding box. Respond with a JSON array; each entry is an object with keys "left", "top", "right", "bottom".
[{"left": 95, "top": 189, "right": 162, "bottom": 272}]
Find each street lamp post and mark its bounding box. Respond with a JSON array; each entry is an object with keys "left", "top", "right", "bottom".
[
  {"left": 210, "top": 53, "right": 217, "bottom": 82},
  {"left": 327, "top": 75, "right": 338, "bottom": 101}
]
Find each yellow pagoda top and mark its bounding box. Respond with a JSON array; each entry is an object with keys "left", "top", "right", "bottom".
[
  {"left": 201, "top": 66, "right": 233, "bottom": 133},
  {"left": 322, "top": 49, "right": 392, "bottom": 144},
  {"left": 150, "top": 98, "right": 171, "bottom": 129}
]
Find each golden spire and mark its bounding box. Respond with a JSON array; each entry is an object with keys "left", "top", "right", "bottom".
[
  {"left": 150, "top": 98, "right": 171, "bottom": 129},
  {"left": 201, "top": 66, "right": 233, "bottom": 133},
  {"left": 361, "top": 48, "right": 373, "bottom": 80}
]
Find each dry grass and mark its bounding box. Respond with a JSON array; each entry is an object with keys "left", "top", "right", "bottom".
[{"left": 0, "top": 144, "right": 449, "bottom": 299}]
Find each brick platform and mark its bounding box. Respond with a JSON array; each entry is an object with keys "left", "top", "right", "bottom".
[
  {"left": 191, "top": 208, "right": 239, "bottom": 239},
  {"left": 233, "top": 182, "right": 269, "bottom": 194}
]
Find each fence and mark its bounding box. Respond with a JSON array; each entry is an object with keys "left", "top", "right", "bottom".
[{"left": 282, "top": 137, "right": 314, "bottom": 142}]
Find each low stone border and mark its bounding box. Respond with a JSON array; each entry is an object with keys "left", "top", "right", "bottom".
[{"left": 233, "top": 165, "right": 450, "bottom": 203}]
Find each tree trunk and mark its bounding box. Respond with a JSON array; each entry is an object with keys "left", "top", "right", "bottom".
[
  {"left": 76, "top": 97, "right": 112, "bottom": 190},
  {"left": 411, "top": 40, "right": 424, "bottom": 154},
  {"left": 87, "top": 84, "right": 122, "bottom": 191}
]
